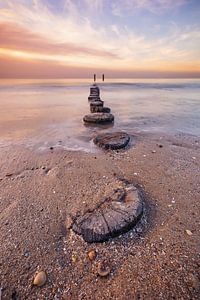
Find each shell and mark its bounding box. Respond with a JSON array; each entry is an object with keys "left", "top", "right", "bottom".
[
  {"left": 97, "top": 261, "right": 111, "bottom": 277},
  {"left": 33, "top": 271, "right": 47, "bottom": 287},
  {"left": 186, "top": 229, "right": 193, "bottom": 236}
]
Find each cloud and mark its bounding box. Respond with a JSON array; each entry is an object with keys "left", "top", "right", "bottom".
[
  {"left": 0, "top": 0, "right": 199, "bottom": 77},
  {"left": 0, "top": 22, "right": 116, "bottom": 58},
  {"left": 111, "top": 0, "right": 187, "bottom": 15}
]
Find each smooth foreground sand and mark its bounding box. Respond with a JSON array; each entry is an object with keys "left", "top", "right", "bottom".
[{"left": 0, "top": 132, "right": 199, "bottom": 299}]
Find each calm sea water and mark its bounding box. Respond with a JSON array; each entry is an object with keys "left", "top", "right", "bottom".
[{"left": 0, "top": 78, "right": 200, "bottom": 151}]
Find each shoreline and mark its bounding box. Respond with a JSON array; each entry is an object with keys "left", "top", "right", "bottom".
[{"left": 0, "top": 131, "right": 199, "bottom": 299}]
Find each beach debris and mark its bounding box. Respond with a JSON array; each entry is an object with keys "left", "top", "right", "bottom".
[
  {"left": 152, "top": 150, "right": 156, "bottom": 153},
  {"left": 33, "top": 271, "right": 47, "bottom": 287},
  {"left": 186, "top": 229, "right": 193, "bottom": 236},
  {"left": 93, "top": 132, "right": 130, "bottom": 150},
  {"left": 97, "top": 261, "right": 111, "bottom": 277},
  {"left": 83, "top": 113, "right": 114, "bottom": 124},
  {"left": 88, "top": 249, "right": 97, "bottom": 261},
  {"left": 6, "top": 173, "right": 13, "bottom": 177},
  {"left": 72, "top": 185, "right": 143, "bottom": 243},
  {"left": 49, "top": 146, "right": 54, "bottom": 150}
]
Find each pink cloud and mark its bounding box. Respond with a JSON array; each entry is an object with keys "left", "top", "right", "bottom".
[{"left": 0, "top": 22, "right": 117, "bottom": 58}]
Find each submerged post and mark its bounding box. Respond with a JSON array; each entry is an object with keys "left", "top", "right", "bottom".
[
  {"left": 102, "top": 74, "right": 104, "bottom": 82},
  {"left": 94, "top": 74, "right": 96, "bottom": 82}
]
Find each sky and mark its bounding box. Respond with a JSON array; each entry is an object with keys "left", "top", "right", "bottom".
[{"left": 0, "top": 0, "right": 200, "bottom": 78}]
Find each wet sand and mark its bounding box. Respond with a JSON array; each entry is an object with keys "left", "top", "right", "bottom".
[{"left": 0, "top": 132, "right": 199, "bottom": 299}]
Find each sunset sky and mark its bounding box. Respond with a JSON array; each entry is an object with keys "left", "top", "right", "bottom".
[{"left": 0, "top": 0, "right": 200, "bottom": 78}]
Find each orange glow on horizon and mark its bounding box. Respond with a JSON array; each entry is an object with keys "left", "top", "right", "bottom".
[{"left": 0, "top": 47, "right": 199, "bottom": 75}]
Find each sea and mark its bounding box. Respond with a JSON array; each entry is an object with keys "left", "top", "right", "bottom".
[{"left": 0, "top": 78, "right": 200, "bottom": 151}]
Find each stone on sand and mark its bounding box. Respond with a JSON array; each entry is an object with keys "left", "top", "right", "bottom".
[
  {"left": 93, "top": 132, "right": 130, "bottom": 150},
  {"left": 72, "top": 186, "right": 143, "bottom": 243},
  {"left": 33, "top": 271, "right": 47, "bottom": 287},
  {"left": 83, "top": 113, "right": 114, "bottom": 124},
  {"left": 88, "top": 249, "right": 97, "bottom": 261}
]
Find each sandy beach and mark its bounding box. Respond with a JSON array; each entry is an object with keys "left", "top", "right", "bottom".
[{"left": 0, "top": 130, "right": 199, "bottom": 299}]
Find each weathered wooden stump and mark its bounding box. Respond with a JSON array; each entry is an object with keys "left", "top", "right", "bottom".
[
  {"left": 90, "top": 101, "right": 104, "bottom": 108},
  {"left": 83, "top": 113, "right": 114, "bottom": 124},
  {"left": 90, "top": 101, "right": 104, "bottom": 113},
  {"left": 93, "top": 132, "right": 130, "bottom": 150},
  {"left": 72, "top": 186, "right": 143, "bottom": 243},
  {"left": 90, "top": 106, "right": 111, "bottom": 113},
  {"left": 90, "top": 86, "right": 100, "bottom": 96},
  {"left": 88, "top": 85, "right": 101, "bottom": 101},
  {"left": 88, "top": 95, "right": 101, "bottom": 101}
]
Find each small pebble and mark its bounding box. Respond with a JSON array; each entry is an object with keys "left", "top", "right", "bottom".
[
  {"left": 88, "top": 249, "right": 96, "bottom": 261},
  {"left": 24, "top": 250, "right": 30, "bottom": 257},
  {"left": 72, "top": 254, "right": 76, "bottom": 263},
  {"left": 33, "top": 271, "right": 47, "bottom": 287}
]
